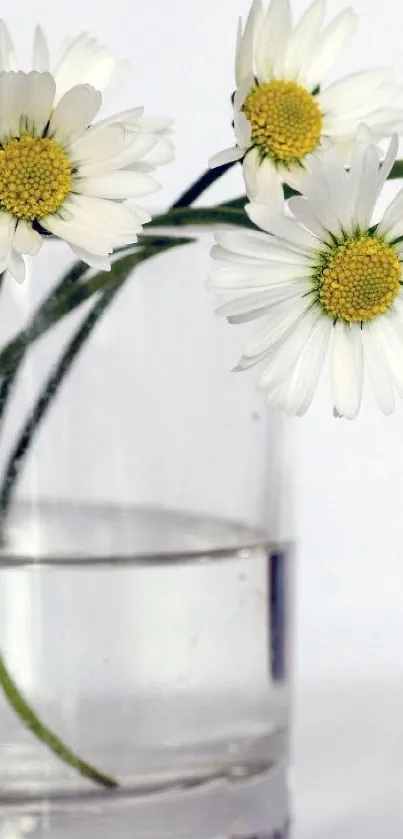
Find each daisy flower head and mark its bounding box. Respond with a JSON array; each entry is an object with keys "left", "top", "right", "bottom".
[
  {"left": 208, "top": 131, "right": 403, "bottom": 419},
  {"left": 0, "top": 70, "right": 172, "bottom": 282},
  {"left": 209, "top": 0, "right": 403, "bottom": 202},
  {"left": 0, "top": 19, "right": 176, "bottom": 282}
]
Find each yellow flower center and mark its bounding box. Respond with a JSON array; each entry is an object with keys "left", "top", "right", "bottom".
[
  {"left": 242, "top": 80, "right": 322, "bottom": 165},
  {"left": 319, "top": 236, "right": 401, "bottom": 323},
  {"left": 0, "top": 135, "right": 72, "bottom": 221}
]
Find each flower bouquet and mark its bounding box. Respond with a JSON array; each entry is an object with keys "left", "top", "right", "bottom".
[{"left": 0, "top": 1, "right": 402, "bottom": 837}]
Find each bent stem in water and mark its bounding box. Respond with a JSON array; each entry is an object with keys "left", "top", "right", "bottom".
[{"left": 0, "top": 654, "right": 118, "bottom": 788}]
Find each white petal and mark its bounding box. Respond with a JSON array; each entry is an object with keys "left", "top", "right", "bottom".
[
  {"left": 0, "top": 212, "right": 15, "bottom": 257},
  {"left": 284, "top": 0, "right": 325, "bottom": 80},
  {"left": 141, "top": 135, "right": 175, "bottom": 166},
  {"left": 354, "top": 143, "right": 384, "bottom": 229},
  {"left": 288, "top": 196, "right": 328, "bottom": 239},
  {"left": 209, "top": 146, "right": 244, "bottom": 169},
  {"left": 126, "top": 204, "right": 151, "bottom": 226},
  {"left": 211, "top": 244, "right": 309, "bottom": 269},
  {"left": 211, "top": 244, "right": 272, "bottom": 265},
  {"left": 239, "top": 294, "right": 313, "bottom": 362},
  {"left": 309, "top": 148, "right": 350, "bottom": 230},
  {"left": 92, "top": 107, "right": 144, "bottom": 131},
  {"left": 377, "top": 187, "right": 403, "bottom": 240},
  {"left": 255, "top": 0, "right": 292, "bottom": 82},
  {"left": 23, "top": 72, "right": 56, "bottom": 136},
  {"left": 318, "top": 69, "right": 395, "bottom": 112},
  {"left": 357, "top": 107, "right": 403, "bottom": 135},
  {"left": 335, "top": 131, "right": 377, "bottom": 230},
  {"left": 214, "top": 229, "right": 312, "bottom": 264},
  {"left": 324, "top": 96, "right": 403, "bottom": 143},
  {"left": 33, "top": 26, "right": 50, "bottom": 71},
  {"left": 300, "top": 9, "right": 358, "bottom": 90},
  {"left": 0, "top": 21, "right": 17, "bottom": 71},
  {"left": 236, "top": 0, "right": 263, "bottom": 86},
  {"left": 243, "top": 147, "right": 261, "bottom": 202},
  {"left": 41, "top": 215, "right": 112, "bottom": 256},
  {"left": 210, "top": 260, "right": 310, "bottom": 291},
  {"left": 0, "top": 72, "right": 28, "bottom": 139},
  {"left": 369, "top": 316, "right": 403, "bottom": 394},
  {"left": 48, "top": 85, "right": 102, "bottom": 145},
  {"left": 215, "top": 280, "right": 313, "bottom": 318},
  {"left": 77, "top": 132, "right": 157, "bottom": 177},
  {"left": 244, "top": 153, "right": 284, "bottom": 209},
  {"left": 235, "top": 18, "right": 243, "bottom": 83},
  {"left": 299, "top": 154, "right": 344, "bottom": 236},
  {"left": 234, "top": 74, "right": 255, "bottom": 112},
  {"left": 64, "top": 193, "right": 143, "bottom": 236},
  {"left": 53, "top": 34, "right": 129, "bottom": 103},
  {"left": 258, "top": 307, "right": 322, "bottom": 389},
  {"left": 362, "top": 323, "right": 395, "bottom": 415},
  {"left": 234, "top": 111, "right": 252, "bottom": 147},
  {"left": 271, "top": 315, "right": 332, "bottom": 415},
  {"left": 75, "top": 170, "right": 160, "bottom": 198},
  {"left": 246, "top": 204, "right": 320, "bottom": 252},
  {"left": 70, "top": 122, "right": 130, "bottom": 165},
  {"left": 331, "top": 321, "right": 364, "bottom": 420},
  {"left": 70, "top": 245, "right": 112, "bottom": 271},
  {"left": 8, "top": 250, "right": 27, "bottom": 284},
  {"left": 377, "top": 133, "right": 399, "bottom": 192},
  {"left": 13, "top": 222, "right": 42, "bottom": 255}
]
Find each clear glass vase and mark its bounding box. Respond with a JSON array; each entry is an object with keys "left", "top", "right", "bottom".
[{"left": 0, "top": 229, "right": 293, "bottom": 839}]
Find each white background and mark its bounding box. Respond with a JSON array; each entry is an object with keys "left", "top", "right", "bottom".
[{"left": 1, "top": 0, "right": 403, "bottom": 836}]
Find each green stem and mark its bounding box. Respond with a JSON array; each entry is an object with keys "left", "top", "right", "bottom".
[
  {"left": 0, "top": 654, "right": 118, "bottom": 788},
  {"left": 389, "top": 160, "right": 403, "bottom": 180},
  {"left": 148, "top": 205, "right": 256, "bottom": 231},
  {"left": 172, "top": 161, "right": 238, "bottom": 208},
  {"left": 0, "top": 366, "right": 21, "bottom": 432}
]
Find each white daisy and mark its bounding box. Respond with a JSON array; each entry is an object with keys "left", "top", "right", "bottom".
[
  {"left": 208, "top": 131, "right": 403, "bottom": 418},
  {"left": 0, "top": 20, "right": 174, "bottom": 167},
  {"left": 209, "top": 0, "right": 403, "bottom": 201},
  {"left": 0, "top": 71, "right": 169, "bottom": 282}
]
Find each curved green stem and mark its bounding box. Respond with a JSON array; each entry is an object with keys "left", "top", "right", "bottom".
[
  {"left": 0, "top": 654, "right": 118, "bottom": 788},
  {"left": 172, "top": 161, "right": 238, "bottom": 208}
]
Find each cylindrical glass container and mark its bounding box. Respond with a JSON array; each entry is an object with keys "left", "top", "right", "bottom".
[{"left": 0, "top": 230, "right": 293, "bottom": 839}]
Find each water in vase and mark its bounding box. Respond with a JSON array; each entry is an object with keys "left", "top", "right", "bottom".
[{"left": 0, "top": 503, "right": 291, "bottom": 838}]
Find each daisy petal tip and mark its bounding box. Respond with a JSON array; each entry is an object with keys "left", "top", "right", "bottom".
[
  {"left": 208, "top": 147, "right": 243, "bottom": 169},
  {"left": 9, "top": 255, "right": 27, "bottom": 284}
]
